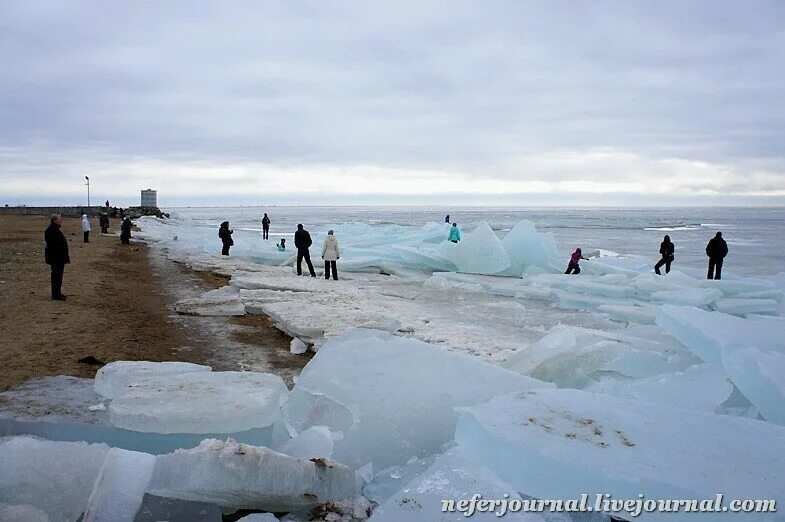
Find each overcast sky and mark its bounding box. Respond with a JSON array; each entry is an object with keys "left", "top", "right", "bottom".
[{"left": 2, "top": 1, "right": 784, "bottom": 207}]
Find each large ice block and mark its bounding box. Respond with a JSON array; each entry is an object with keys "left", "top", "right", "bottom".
[
  {"left": 502, "top": 325, "right": 697, "bottom": 388},
  {"left": 83, "top": 448, "right": 156, "bottom": 522},
  {"left": 450, "top": 221, "right": 511, "bottom": 275},
  {"left": 501, "top": 220, "right": 559, "bottom": 275},
  {"left": 656, "top": 305, "right": 785, "bottom": 425},
  {"left": 276, "top": 425, "right": 334, "bottom": 460},
  {"left": 95, "top": 361, "right": 212, "bottom": 399},
  {"left": 148, "top": 438, "right": 357, "bottom": 512},
  {"left": 283, "top": 329, "right": 550, "bottom": 470},
  {"left": 109, "top": 371, "right": 288, "bottom": 434},
  {"left": 0, "top": 436, "right": 109, "bottom": 521},
  {"left": 585, "top": 363, "right": 733, "bottom": 413},
  {"left": 455, "top": 390, "right": 785, "bottom": 517},
  {"left": 369, "top": 446, "right": 546, "bottom": 521}
]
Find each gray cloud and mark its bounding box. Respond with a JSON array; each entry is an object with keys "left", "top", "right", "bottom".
[{"left": 1, "top": 0, "right": 784, "bottom": 204}]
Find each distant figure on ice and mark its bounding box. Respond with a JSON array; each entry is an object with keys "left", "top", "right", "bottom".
[
  {"left": 294, "top": 224, "right": 316, "bottom": 277},
  {"left": 120, "top": 216, "right": 133, "bottom": 245},
  {"left": 219, "top": 221, "right": 234, "bottom": 256},
  {"left": 81, "top": 214, "right": 91, "bottom": 243},
  {"left": 565, "top": 248, "right": 587, "bottom": 274},
  {"left": 262, "top": 213, "right": 271, "bottom": 240},
  {"left": 445, "top": 214, "right": 450, "bottom": 223},
  {"left": 654, "top": 235, "right": 675, "bottom": 275},
  {"left": 105, "top": 200, "right": 110, "bottom": 208},
  {"left": 276, "top": 238, "right": 286, "bottom": 251},
  {"left": 448, "top": 223, "right": 461, "bottom": 243},
  {"left": 321, "top": 230, "right": 341, "bottom": 281},
  {"left": 45, "top": 214, "right": 70, "bottom": 301},
  {"left": 99, "top": 211, "right": 109, "bottom": 233},
  {"left": 705, "top": 231, "right": 728, "bottom": 280}
]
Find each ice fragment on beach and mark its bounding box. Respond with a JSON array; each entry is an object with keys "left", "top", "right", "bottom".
[
  {"left": 109, "top": 371, "right": 288, "bottom": 434},
  {"left": 283, "top": 329, "right": 550, "bottom": 469},
  {"left": 0, "top": 436, "right": 109, "bottom": 521},
  {"left": 148, "top": 438, "right": 356, "bottom": 512},
  {"left": 290, "top": 337, "right": 308, "bottom": 354},
  {"left": 83, "top": 448, "right": 156, "bottom": 522},
  {"left": 455, "top": 390, "right": 785, "bottom": 512},
  {"left": 94, "top": 361, "right": 212, "bottom": 399}
]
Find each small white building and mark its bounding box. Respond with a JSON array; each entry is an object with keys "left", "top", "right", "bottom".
[{"left": 141, "top": 189, "right": 157, "bottom": 208}]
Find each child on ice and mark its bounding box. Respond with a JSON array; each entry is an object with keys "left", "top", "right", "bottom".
[{"left": 565, "top": 248, "right": 587, "bottom": 274}]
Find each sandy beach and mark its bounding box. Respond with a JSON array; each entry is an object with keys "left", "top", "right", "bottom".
[{"left": 0, "top": 214, "right": 306, "bottom": 391}]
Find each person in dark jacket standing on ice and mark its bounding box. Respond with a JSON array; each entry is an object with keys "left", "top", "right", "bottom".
[
  {"left": 219, "top": 221, "right": 234, "bottom": 256},
  {"left": 654, "top": 235, "right": 675, "bottom": 275},
  {"left": 262, "top": 213, "right": 271, "bottom": 240},
  {"left": 705, "top": 231, "right": 728, "bottom": 280},
  {"left": 45, "top": 214, "right": 70, "bottom": 300},
  {"left": 294, "top": 224, "right": 316, "bottom": 277},
  {"left": 445, "top": 214, "right": 450, "bottom": 223},
  {"left": 565, "top": 248, "right": 587, "bottom": 275}
]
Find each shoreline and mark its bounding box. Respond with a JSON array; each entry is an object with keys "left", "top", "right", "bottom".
[{"left": 0, "top": 215, "right": 308, "bottom": 391}]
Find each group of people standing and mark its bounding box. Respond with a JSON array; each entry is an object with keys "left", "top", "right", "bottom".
[
  {"left": 564, "top": 232, "right": 728, "bottom": 280},
  {"left": 218, "top": 214, "right": 341, "bottom": 280},
  {"left": 44, "top": 212, "right": 136, "bottom": 301}
]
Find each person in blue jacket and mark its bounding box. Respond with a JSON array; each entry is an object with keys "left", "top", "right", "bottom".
[{"left": 448, "top": 223, "right": 461, "bottom": 243}]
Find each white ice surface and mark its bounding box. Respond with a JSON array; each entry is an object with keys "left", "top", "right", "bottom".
[
  {"left": 276, "top": 425, "right": 334, "bottom": 460},
  {"left": 94, "top": 361, "right": 212, "bottom": 399},
  {"left": 369, "top": 446, "right": 547, "bottom": 521},
  {"left": 83, "top": 448, "right": 156, "bottom": 522},
  {"left": 109, "top": 371, "right": 288, "bottom": 434},
  {"left": 148, "top": 438, "right": 356, "bottom": 512},
  {"left": 455, "top": 390, "right": 785, "bottom": 519},
  {"left": 0, "top": 436, "right": 109, "bottom": 521},
  {"left": 283, "top": 329, "right": 551, "bottom": 470},
  {"left": 656, "top": 305, "right": 785, "bottom": 425}
]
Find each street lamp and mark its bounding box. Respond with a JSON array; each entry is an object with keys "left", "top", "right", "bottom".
[{"left": 85, "top": 176, "right": 90, "bottom": 207}]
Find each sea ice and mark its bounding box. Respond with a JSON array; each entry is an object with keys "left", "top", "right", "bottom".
[
  {"left": 283, "top": 329, "right": 550, "bottom": 470},
  {"left": 0, "top": 504, "right": 49, "bottom": 522},
  {"left": 94, "top": 361, "right": 212, "bottom": 399},
  {"left": 0, "top": 436, "right": 109, "bottom": 521},
  {"left": 450, "top": 221, "right": 511, "bottom": 275},
  {"left": 714, "top": 298, "right": 779, "bottom": 317},
  {"left": 369, "top": 446, "right": 547, "bottom": 521},
  {"left": 455, "top": 390, "right": 785, "bottom": 517},
  {"left": 236, "top": 514, "right": 279, "bottom": 522},
  {"left": 133, "top": 494, "right": 222, "bottom": 521},
  {"left": 290, "top": 337, "right": 308, "bottom": 354},
  {"left": 109, "top": 371, "right": 288, "bottom": 434},
  {"left": 656, "top": 305, "right": 785, "bottom": 425},
  {"left": 501, "top": 220, "right": 559, "bottom": 275},
  {"left": 276, "top": 425, "right": 334, "bottom": 460},
  {"left": 585, "top": 363, "right": 733, "bottom": 413},
  {"left": 148, "top": 438, "right": 357, "bottom": 512},
  {"left": 83, "top": 448, "right": 156, "bottom": 522}
]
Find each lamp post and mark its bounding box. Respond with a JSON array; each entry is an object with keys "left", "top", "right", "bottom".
[{"left": 85, "top": 176, "right": 90, "bottom": 207}]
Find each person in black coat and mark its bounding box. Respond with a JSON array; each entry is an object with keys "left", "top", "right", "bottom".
[
  {"left": 120, "top": 216, "right": 133, "bottom": 244},
  {"left": 654, "top": 235, "right": 675, "bottom": 275},
  {"left": 219, "top": 221, "right": 234, "bottom": 256},
  {"left": 262, "top": 213, "right": 271, "bottom": 240},
  {"left": 294, "top": 223, "right": 316, "bottom": 277},
  {"left": 44, "top": 214, "right": 70, "bottom": 300},
  {"left": 705, "top": 231, "right": 728, "bottom": 280}
]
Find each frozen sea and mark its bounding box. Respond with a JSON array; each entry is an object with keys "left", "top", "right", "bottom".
[{"left": 159, "top": 206, "right": 785, "bottom": 276}]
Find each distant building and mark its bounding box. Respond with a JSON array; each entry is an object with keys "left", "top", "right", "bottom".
[{"left": 141, "top": 189, "right": 157, "bottom": 208}]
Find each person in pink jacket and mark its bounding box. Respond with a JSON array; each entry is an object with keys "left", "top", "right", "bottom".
[{"left": 565, "top": 248, "right": 588, "bottom": 275}]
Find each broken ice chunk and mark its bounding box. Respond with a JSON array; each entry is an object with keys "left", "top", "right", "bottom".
[
  {"left": 283, "top": 329, "right": 550, "bottom": 470},
  {"left": 450, "top": 221, "right": 511, "bottom": 275},
  {"left": 0, "top": 436, "right": 109, "bottom": 521},
  {"left": 501, "top": 220, "right": 559, "bottom": 275},
  {"left": 83, "top": 448, "right": 156, "bottom": 522},
  {"left": 369, "top": 446, "right": 546, "bottom": 521},
  {"left": 455, "top": 390, "right": 785, "bottom": 513},
  {"left": 276, "top": 425, "right": 334, "bottom": 460},
  {"left": 94, "top": 361, "right": 212, "bottom": 399},
  {"left": 290, "top": 337, "right": 308, "bottom": 354},
  {"left": 109, "top": 371, "right": 288, "bottom": 434},
  {"left": 148, "top": 439, "right": 356, "bottom": 512}
]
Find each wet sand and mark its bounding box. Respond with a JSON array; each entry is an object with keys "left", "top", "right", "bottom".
[{"left": 0, "top": 215, "right": 308, "bottom": 390}]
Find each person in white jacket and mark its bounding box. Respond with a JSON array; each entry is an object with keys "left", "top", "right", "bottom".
[
  {"left": 81, "top": 214, "right": 91, "bottom": 243},
  {"left": 321, "top": 230, "right": 340, "bottom": 280}
]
